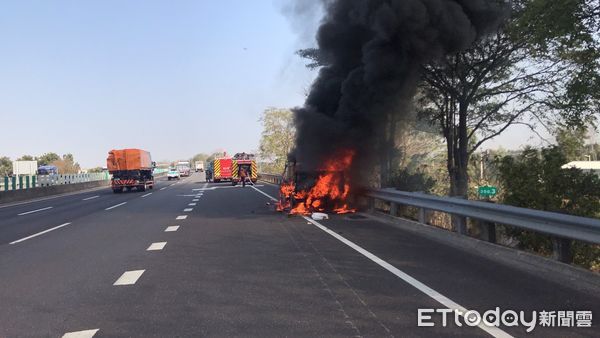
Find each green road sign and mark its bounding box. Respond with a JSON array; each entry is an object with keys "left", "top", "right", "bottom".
[{"left": 478, "top": 185, "right": 498, "bottom": 197}]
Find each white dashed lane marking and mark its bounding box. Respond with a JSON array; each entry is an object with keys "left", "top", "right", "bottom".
[
  {"left": 141, "top": 193, "right": 152, "bottom": 198},
  {"left": 82, "top": 195, "right": 99, "bottom": 201},
  {"left": 113, "top": 270, "right": 145, "bottom": 286},
  {"left": 188, "top": 203, "right": 196, "bottom": 206},
  {"left": 165, "top": 226, "right": 179, "bottom": 232},
  {"left": 192, "top": 199, "right": 199, "bottom": 202},
  {"left": 147, "top": 242, "right": 167, "bottom": 251},
  {"left": 160, "top": 187, "right": 166, "bottom": 191},
  {"left": 105, "top": 202, "right": 126, "bottom": 211},
  {"left": 183, "top": 208, "right": 193, "bottom": 212},
  {"left": 62, "top": 329, "right": 99, "bottom": 338},
  {"left": 10, "top": 223, "right": 72, "bottom": 244},
  {"left": 18, "top": 206, "right": 53, "bottom": 216},
  {"left": 176, "top": 215, "right": 187, "bottom": 220}
]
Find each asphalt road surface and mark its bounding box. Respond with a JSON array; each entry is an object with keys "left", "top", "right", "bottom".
[{"left": 0, "top": 173, "right": 598, "bottom": 337}]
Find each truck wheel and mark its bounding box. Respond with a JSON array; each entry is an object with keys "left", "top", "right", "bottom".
[
  {"left": 113, "top": 187, "right": 123, "bottom": 193},
  {"left": 139, "top": 185, "right": 146, "bottom": 192}
]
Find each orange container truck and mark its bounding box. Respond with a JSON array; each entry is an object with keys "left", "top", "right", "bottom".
[{"left": 106, "top": 149, "right": 155, "bottom": 193}]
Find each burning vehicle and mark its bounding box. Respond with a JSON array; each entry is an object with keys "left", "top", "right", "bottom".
[
  {"left": 276, "top": 150, "right": 356, "bottom": 215},
  {"left": 277, "top": 0, "right": 505, "bottom": 216}
]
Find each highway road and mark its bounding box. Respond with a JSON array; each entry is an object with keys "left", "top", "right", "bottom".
[{"left": 0, "top": 173, "right": 598, "bottom": 337}]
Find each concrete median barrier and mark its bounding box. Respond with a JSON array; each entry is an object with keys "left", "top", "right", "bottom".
[{"left": 0, "top": 180, "right": 110, "bottom": 205}]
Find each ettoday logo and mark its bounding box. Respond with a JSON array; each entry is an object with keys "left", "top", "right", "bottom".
[{"left": 418, "top": 308, "right": 592, "bottom": 333}]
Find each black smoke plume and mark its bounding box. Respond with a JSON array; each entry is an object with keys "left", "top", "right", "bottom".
[{"left": 291, "top": 0, "right": 507, "bottom": 186}]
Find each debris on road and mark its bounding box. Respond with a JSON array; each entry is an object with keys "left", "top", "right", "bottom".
[{"left": 311, "top": 212, "right": 329, "bottom": 221}]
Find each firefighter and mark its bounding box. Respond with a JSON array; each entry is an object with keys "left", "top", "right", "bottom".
[{"left": 240, "top": 167, "right": 248, "bottom": 187}]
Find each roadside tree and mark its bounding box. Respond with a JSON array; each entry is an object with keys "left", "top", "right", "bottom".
[{"left": 258, "top": 108, "right": 295, "bottom": 174}]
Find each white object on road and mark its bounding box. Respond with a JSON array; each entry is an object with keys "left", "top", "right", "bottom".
[{"left": 311, "top": 212, "right": 329, "bottom": 220}]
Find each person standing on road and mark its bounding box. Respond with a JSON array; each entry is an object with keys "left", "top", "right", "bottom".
[
  {"left": 240, "top": 168, "right": 247, "bottom": 187},
  {"left": 205, "top": 169, "right": 212, "bottom": 183}
]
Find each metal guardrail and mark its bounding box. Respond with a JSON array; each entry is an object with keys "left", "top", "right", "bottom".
[
  {"left": 258, "top": 173, "right": 284, "bottom": 185},
  {"left": 1, "top": 173, "right": 110, "bottom": 191},
  {"left": 2, "top": 169, "right": 169, "bottom": 191},
  {"left": 256, "top": 173, "right": 599, "bottom": 263},
  {"left": 367, "top": 188, "right": 600, "bottom": 263},
  {"left": 37, "top": 173, "right": 110, "bottom": 187}
]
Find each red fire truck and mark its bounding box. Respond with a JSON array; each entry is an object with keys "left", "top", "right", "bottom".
[{"left": 212, "top": 156, "right": 233, "bottom": 183}]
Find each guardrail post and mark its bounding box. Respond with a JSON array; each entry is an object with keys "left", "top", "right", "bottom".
[
  {"left": 390, "top": 202, "right": 398, "bottom": 217},
  {"left": 11, "top": 176, "right": 16, "bottom": 190},
  {"left": 32, "top": 175, "right": 36, "bottom": 188},
  {"left": 4, "top": 176, "right": 8, "bottom": 191},
  {"left": 418, "top": 207, "right": 428, "bottom": 224},
  {"left": 18, "top": 176, "right": 23, "bottom": 189},
  {"left": 26, "top": 176, "right": 30, "bottom": 189},
  {"left": 453, "top": 216, "right": 467, "bottom": 235},
  {"left": 552, "top": 237, "right": 572, "bottom": 263},
  {"left": 478, "top": 220, "right": 496, "bottom": 243}
]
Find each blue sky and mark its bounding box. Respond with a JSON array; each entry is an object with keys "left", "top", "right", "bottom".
[
  {"left": 0, "top": 0, "right": 316, "bottom": 167},
  {"left": 0, "top": 0, "right": 543, "bottom": 168}
]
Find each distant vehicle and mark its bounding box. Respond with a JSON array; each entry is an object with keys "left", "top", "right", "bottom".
[
  {"left": 13, "top": 160, "right": 38, "bottom": 176},
  {"left": 106, "top": 148, "right": 155, "bottom": 193},
  {"left": 37, "top": 165, "right": 58, "bottom": 175},
  {"left": 195, "top": 161, "right": 204, "bottom": 172},
  {"left": 167, "top": 168, "right": 181, "bottom": 180},
  {"left": 176, "top": 161, "right": 191, "bottom": 177}
]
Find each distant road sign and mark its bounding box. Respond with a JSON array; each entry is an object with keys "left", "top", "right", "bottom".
[{"left": 478, "top": 186, "right": 498, "bottom": 198}]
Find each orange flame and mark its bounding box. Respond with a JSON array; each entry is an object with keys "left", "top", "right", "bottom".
[{"left": 277, "top": 149, "right": 356, "bottom": 215}]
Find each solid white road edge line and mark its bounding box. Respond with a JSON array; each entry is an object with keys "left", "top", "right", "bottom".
[
  {"left": 10, "top": 222, "right": 72, "bottom": 244},
  {"left": 82, "top": 195, "right": 100, "bottom": 201},
  {"left": 62, "top": 329, "right": 99, "bottom": 338},
  {"left": 176, "top": 215, "right": 187, "bottom": 220},
  {"left": 147, "top": 242, "right": 167, "bottom": 251},
  {"left": 113, "top": 270, "right": 145, "bottom": 286},
  {"left": 17, "top": 206, "right": 53, "bottom": 216},
  {"left": 250, "top": 186, "right": 277, "bottom": 201},
  {"left": 165, "top": 226, "right": 179, "bottom": 232},
  {"left": 141, "top": 193, "right": 152, "bottom": 198},
  {"left": 105, "top": 202, "right": 127, "bottom": 211},
  {"left": 250, "top": 186, "right": 513, "bottom": 338}
]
